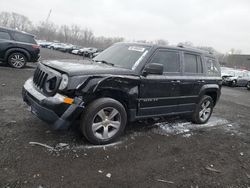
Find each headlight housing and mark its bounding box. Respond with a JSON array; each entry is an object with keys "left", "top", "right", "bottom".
[{"left": 59, "top": 74, "right": 69, "bottom": 90}]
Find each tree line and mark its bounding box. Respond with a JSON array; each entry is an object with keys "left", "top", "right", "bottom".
[
  {"left": 0, "top": 11, "right": 241, "bottom": 62},
  {"left": 0, "top": 11, "right": 125, "bottom": 49}
]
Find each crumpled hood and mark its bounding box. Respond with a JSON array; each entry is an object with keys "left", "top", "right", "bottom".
[
  {"left": 225, "top": 76, "right": 237, "bottom": 80},
  {"left": 41, "top": 59, "right": 135, "bottom": 76}
]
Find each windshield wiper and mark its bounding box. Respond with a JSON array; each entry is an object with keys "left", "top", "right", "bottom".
[{"left": 94, "top": 60, "right": 114, "bottom": 66}]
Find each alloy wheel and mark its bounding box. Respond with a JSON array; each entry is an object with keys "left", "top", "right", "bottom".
[
  {"left": 10, "top": 54, "right": 25, "bottom": 68},
  {"left": 92, "top": 107, "right": 121, "bottom": 140},
  {"left": 199, "top": 100, "right": 212, "bottom": 122}
]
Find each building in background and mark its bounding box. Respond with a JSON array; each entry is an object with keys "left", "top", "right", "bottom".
[{"left": 225, "top": 55, "right": 250, "bottom": 70}]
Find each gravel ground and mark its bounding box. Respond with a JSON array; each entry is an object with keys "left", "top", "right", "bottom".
[{"left": 0, "top": 48, "right": 250, "bottom": 188}]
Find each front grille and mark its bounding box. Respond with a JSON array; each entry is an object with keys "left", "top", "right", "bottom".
[
  {"left": 32, "top": 64, "right": 61, "bottom": 96},
  {"left": 33, "top": 67, "right": 48, "bottom": 89}
]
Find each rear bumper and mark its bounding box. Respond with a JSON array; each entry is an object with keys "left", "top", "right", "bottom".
[{"left": 22, "top": 78, "right": 84, "bottom": 130}]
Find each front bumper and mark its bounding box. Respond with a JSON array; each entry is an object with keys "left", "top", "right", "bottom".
[{"left": 22, "top": 78, "right": 84, "bottom": 130}]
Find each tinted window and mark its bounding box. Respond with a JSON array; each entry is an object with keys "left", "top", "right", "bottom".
[
  {"left": 206, "top": 58, "right": 220, "bottom": 76},
  {"left": 184, "top": 53, "right": 203, "bottom": 73},
  {"left": 13, "top": 32, "right": 36, "bottom": 44},
  {"left": 149, "top": 50, "right": 180, "bottom": 72},
  {"left": 0, "top": 31, "right": 11, "bottom": 40}
]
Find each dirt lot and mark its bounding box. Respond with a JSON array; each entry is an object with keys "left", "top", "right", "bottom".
[{"left": 0, "top": 48, "right": 250, "bottom": 188}]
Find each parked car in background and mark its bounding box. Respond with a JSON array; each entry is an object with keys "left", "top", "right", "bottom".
[
  {"left": 22, "top": 42, "right": 221, "bottom": 144},
  {"left": 71, "top": 49, "right": 80, "bottom": 55},
  {"left": 36, "top": 40, "right": 52, "bottom": 48},
  {"left": 247, "top": 81, "right": 250, "bottom": 90},
  {"left": 84, "top": 48, "right": 98, "bottom": 58},
  {"left": 69, "top": 45, "right": 82, "bottom": 54},
  {"left": 0, "top": 27, "right": 40, "bottom": 68},
  {"left": 78, "top": 47, "right": 98, "bottom": 58},
  {"left": 223, "top": 70, "right": 250, "bottom": 87},
  {"left": 57, "top": 44, "right": 74, "bottom": 53},
  {"left": 48, "top": 43, "right": 65, "bottom": 50},
  {"left": 92, "top": 50, "right": 103, "bottom": 58}
]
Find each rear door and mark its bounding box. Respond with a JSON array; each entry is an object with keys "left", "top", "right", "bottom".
[
  {"left": 0, "top": 30, "right": 13, "bottom": 60},
  {"left": 178, "top": 52, "right": 205, "bottom": 112},
  {"left": 138, "top": 49, "right": 182, "bottom": 117}
]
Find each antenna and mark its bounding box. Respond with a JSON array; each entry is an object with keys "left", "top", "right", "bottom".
[{"left": 46, "top": 9, "right": 52, "bottom": 23}]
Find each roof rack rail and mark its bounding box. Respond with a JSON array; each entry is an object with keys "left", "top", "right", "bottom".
[{"left": 177, "top": 44, "right": 214, "bottom": 54}]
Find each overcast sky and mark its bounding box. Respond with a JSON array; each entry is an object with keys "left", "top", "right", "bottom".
[{"left": 1, "top": 0, "right": 250, "bottom": 53}]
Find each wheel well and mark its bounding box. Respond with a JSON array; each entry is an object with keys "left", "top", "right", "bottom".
[
  {"left": 86, "top": 90, "right": 129, "bottom": 111},
  {"left": 204, "top": 91, "right": 217, "bottom": 104},
  {"left": 7, "top": 50, "right": 29, "bottom": 62}
]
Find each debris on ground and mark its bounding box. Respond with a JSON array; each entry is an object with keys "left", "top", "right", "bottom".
[
  {"left": 98, "top": 170, "right": 103, "bottom": 173},
  {"left": 56, "top": 143, "right": 69, "bottom": 149},
  {"left": 106, "top": 173, "right": 111, "bottom": 178},
  {"left": 156, "top": 179, "right": 174, "bottom": 184},
  {"left": 205, "top": 166, "right": 221, "bottom": 173},
  {"left": 240, "top": 152, "right": 244, "bottom": 156},
  {"left": 2, "top": 83, "right": 6, "bottom": 87},
  {"left": 29, "top": 142, "right": 57, "bottom": 151},
  {"left": 246, "top": 173, "right": 250, "bottom": 179}
]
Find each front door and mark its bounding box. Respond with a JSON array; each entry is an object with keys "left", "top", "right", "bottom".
[{"left": 138, "top": 49, "right": 182, "bottom": 117}]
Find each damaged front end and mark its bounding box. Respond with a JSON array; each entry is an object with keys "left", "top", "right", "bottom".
[{"left": 22, "top": 65, "right": 85, "bottom": 130}]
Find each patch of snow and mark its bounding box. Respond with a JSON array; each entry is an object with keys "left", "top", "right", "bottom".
[{"left": 152, "top": 116, "right": 229, "bottom": 137}]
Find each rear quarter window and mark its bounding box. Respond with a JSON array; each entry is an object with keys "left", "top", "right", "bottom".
[
  {"left": 12, "top": 32, "right": 36, "bottom": 44},
  {"left": 205, "top": 57, "right": 221, "bottom": 76}
]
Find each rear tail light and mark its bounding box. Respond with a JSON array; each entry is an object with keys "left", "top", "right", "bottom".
[{"left": 32, "top": 44, "right": 40, "bottom": 49}]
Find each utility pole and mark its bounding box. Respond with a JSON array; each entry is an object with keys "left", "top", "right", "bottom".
[{"left": 46, "top": 9, "right": 52, "bottom": 23}]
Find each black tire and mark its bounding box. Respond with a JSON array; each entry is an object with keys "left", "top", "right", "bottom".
[
  {"left": 80, "top": 98, "right": 127, "bottom": 145},
  {"left": 8, "top": 52, "right": 27, "bottom": 69},
  {"left": 247, "top": 82, "right": 250, "bottom": 90},
  {"left": 192, "top": 95, "right": 214, "bottom": 124},
  {"left": 231, "top": 80, "right": 237, "bottom": 87}
]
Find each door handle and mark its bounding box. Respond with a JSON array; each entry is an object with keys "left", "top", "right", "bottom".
[
  {"left": 171, "top": 80, "right": 181, "bottom": 83},
  {"left": 197, "top": 80, "right": 205, "bottom": 83}
]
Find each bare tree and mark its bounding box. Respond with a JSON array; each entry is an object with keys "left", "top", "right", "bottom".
[
  {"left": 0, "top": 12, "right": 11, "bottom": 27},
  {"left": 0, "top": 12, "right": 32, "bottom": 31},
  {"left": 154, "top": 39, "right": 169, "bottom": 46}
]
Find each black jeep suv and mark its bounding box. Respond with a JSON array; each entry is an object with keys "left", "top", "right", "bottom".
[
  {"left": 0, "top": 27, "right": 40, "bottom": 68},
  {"left": 22, "top": 42, "right": 221, "bottom": 144}
]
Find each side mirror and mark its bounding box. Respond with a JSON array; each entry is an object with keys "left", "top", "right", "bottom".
[{"left": 143, "top": 63, "right": 163, "bottom": 76}]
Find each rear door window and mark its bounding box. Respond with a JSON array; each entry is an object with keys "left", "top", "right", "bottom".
[
  {"left": 0, "top": 31, "right": 11, "bottom": 40},
  {"left": 184, "top": 53, "right": 203, "bottom": 74},
  {"left": 12, "top": 32, "right": 36, "bottom": 44}
]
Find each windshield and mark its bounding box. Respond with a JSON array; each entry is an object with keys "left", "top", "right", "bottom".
[{"left": 94, "top": 43, "right": 150, "bottom": 70}]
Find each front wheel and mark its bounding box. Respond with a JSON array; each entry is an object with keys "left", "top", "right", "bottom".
[
  {"left": 192, "top": 95, "right": 214, "bottom": 124},
  {"left": 8, "top": 53, "right": 27, "bottom": 69},
  {"left": 231, "top": 80, "right": 237, "bottom": 87},
  {"left": 81, "top": 98, "right": 127, "bottom": 145},
  {"left": 247, "top": 82, "right": 250, "bottom": 90}
]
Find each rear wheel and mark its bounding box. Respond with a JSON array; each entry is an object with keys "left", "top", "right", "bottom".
[
  {"left": 247, "top": 82, "right": 250, "bottom": 90},
  {"left": 8, "top": 52, "right": 27, "bottom": 69},
  {"left": 81, "top": 98, "right": 127, "bottom": 145},
  {"left": 192, "top": 95, "right": 214, "bottom": 124}
]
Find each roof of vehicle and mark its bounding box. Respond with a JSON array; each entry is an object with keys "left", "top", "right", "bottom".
[
  {"left": 0, "top": 26, "right": 35, "bottom": 37},
  {"left": 118, "top": 42, "right": 215, "bottom": 57}
]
